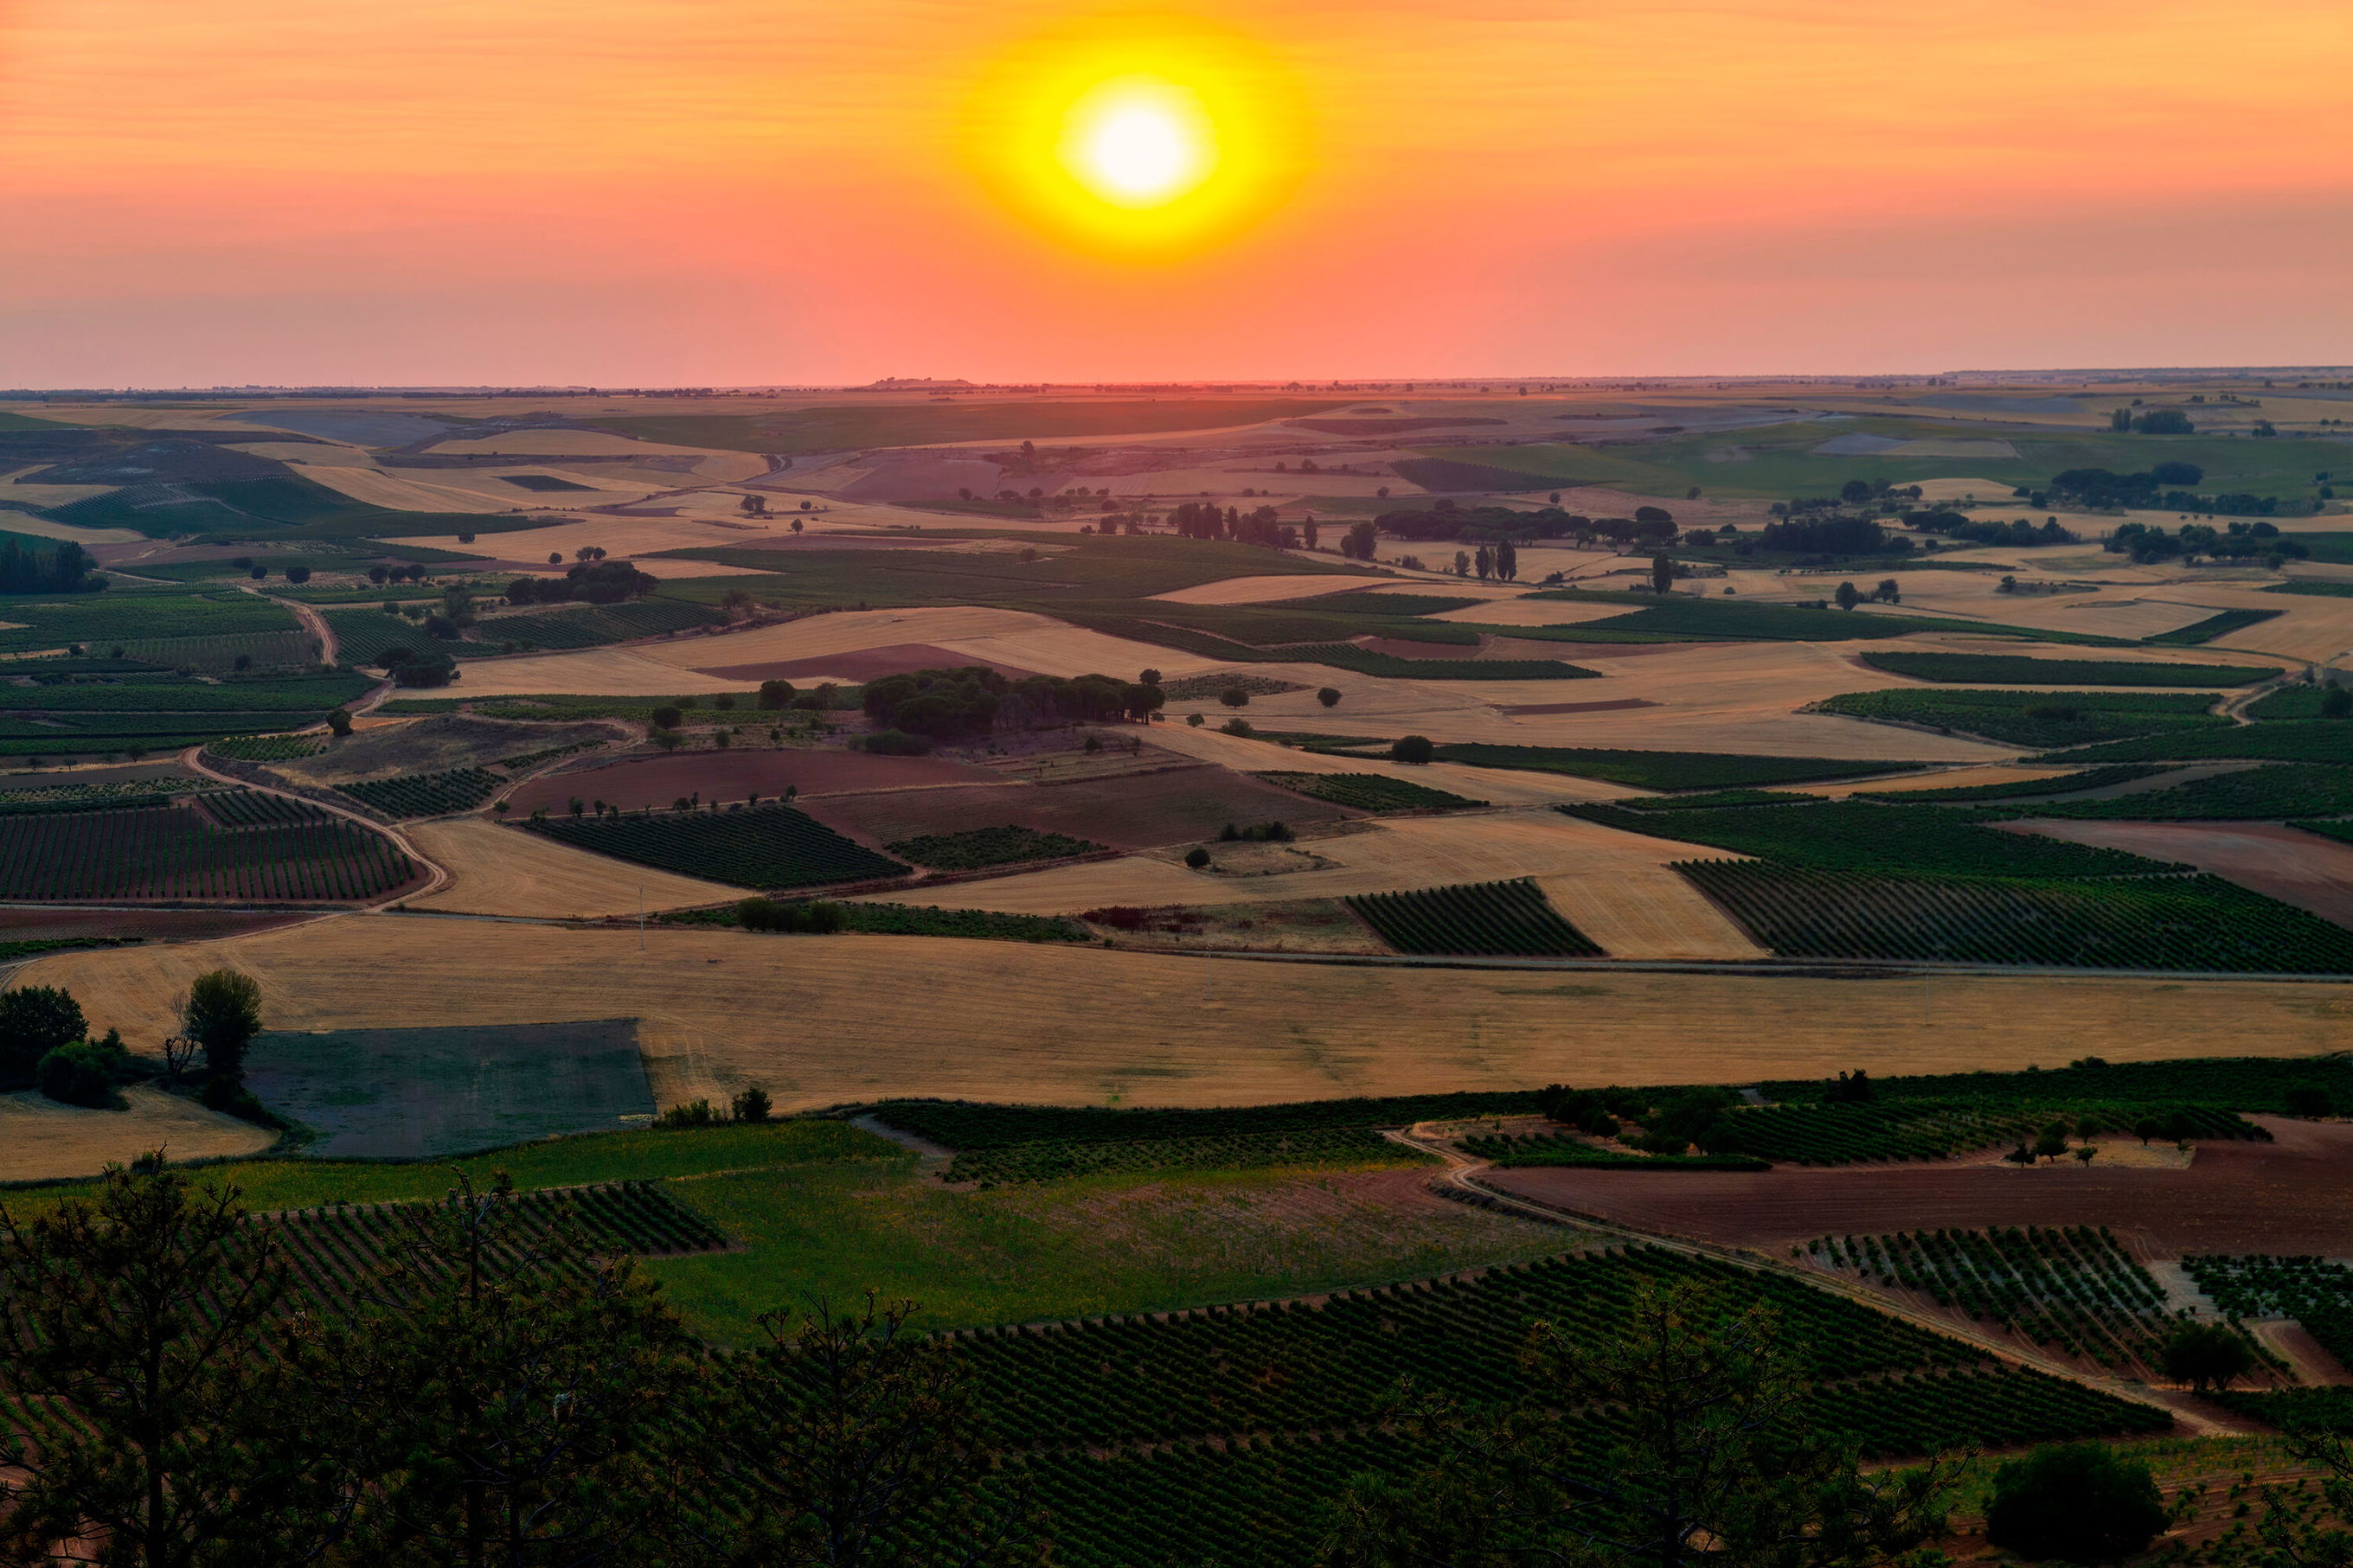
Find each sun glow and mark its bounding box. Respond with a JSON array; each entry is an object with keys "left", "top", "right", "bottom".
[{"left": 962, "top": 19, "right": 1308, "bottom": 258}]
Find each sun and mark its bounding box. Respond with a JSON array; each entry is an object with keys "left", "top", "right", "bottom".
[
  {"left": 1058, "top": 78, "right": 1215, "bottom": 208},
  {"left": 960, "top": 19, "right": 1308, "bottom": 257}
]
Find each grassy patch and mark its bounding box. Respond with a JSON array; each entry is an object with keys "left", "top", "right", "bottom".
[
  {"left": 1814, "top": 688, "right": 2228, "bottom": 748},
  {"left": 1859, "top": 651, "right": 2280, "bottom": 687}
]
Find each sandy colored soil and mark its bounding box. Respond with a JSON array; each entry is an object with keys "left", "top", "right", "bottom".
[
  {"left": 1487, "top": 1117, "right": 2353, "bottom": 1257},
  {"left": 426, "top": 647, "right": 761, "bottom": 697},
  {"left": 0, "top": 476, "right": 134, "bottom": 519},
  {"left": 22, "top": 925, "right": 2353, "bottom": 1114},
  {"left": 0, "top": 1085, "right": 278, "bottom": 1182},
  {"left": 298, "top": 464, "right": 535, "bottom": 515},
  {"left": 804, "top": 764, "right": 1352, "bottom": 853},
  {"left": 644, "top": 607, "right": 1223, "bottom": 685},
  {"left": 428, "top": 430, "right": 735, "bottom": 458},
  {"left": 503, "top": 749, "right": 1010, "bottom": 815},
  {"left": 2010, "top": 820, "right": 2353, "bottom": 929},
  {"left": 887, "top": 809, "right": 1750, "bottom": 933},
  {"left": 693, "top": 643, "right": 1039, "bottom": 683},
  {"left": 404, "top": 818, "right": 740, "bottom": 918},
  {"left": 1149, "top": 573, "right": 1390, "bottom": 605}
]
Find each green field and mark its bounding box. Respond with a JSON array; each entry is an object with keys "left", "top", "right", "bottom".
[
  {"left": 1409, "top": 744, "right": 1929, "bottom": 790},
  {"left": 525, "top": 803, "right": 906, "bottom": 888},
  {"left": 885, "top": 825, "right": 1105, "bottom": 869},
  {"left": 2016, "top": 763, "right": 2353, "bottom": 820},
  {"left": 1522, "top": 590, "right": 2122, "bottom": 646},
  {"left": 587, "top": 398, "right": 1357, "bottom": 454},
  {"left": 1814, "top": 688, "right": 2228, "bottom": 748},
  {"left": 1850, "top": 765, "right": 2166, "bottom": 802},
  {"left": 1252, "top": 771, "right": 1485, "bottom": 810},
  {"left": 1858, "top": 651, "right": 2280, "bottom": 686},
  {"left": 1564, "top": 799, "right": 2170, "bottom": 877},
  {"left": 2044, "top": 721, "right": 2353, "bottom": 764}
]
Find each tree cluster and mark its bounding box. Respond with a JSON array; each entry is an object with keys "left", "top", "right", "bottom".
[
  {"left": 0, "top": 539, "right": 103, "bottom": 595},
  {"left": 504, "top": 560, "right": 658, "bottom": 606},
  {"left": 2106, "top": 519, "right": 2306, "bottom": 564},
  {"left": 1166, "top": 502, "right": 1297, "bottom": 549},
  {"left": 1901, "top": 511, "right": 2077, "bottom": 548},
  {"left": 862, "top": 666, "right": 1162, "bottom": 741}
]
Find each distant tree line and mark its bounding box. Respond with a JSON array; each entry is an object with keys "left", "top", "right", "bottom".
[
  {"left": 504, "top": 559, "right": 659, "bottom": 605},
  {"left": 862, "top": 665, "right": 1163, "bottom": 742},
  {"left": 0, "top": 538, "right": 103, "bottom": 595}
]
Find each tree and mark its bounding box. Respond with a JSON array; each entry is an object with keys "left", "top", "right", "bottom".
[
  {"left": 1324, "top": 1278, "right": 1957, "bottom": 1568},
  {"left": 1184, "top": 846, "right": 1211, "bottom": 868},
  {"left": 0, "top": 984, "right": 87, "bottom": 1091},
  {"left": 0, "top": 1162, "right": 337, "bottom": 1567},
  {"left": 696, "top": 1294, "right": 1038, "bottom": 1568},
  {"left": 326, "top": 707, "right": 353, "bottom": 738},
  {"left": 1138, "top": 669, "right": 1162, "bottom": 687},
  {"left": 39, "top": 1034, "right": 128, "bottom": 1109},
  {"left": 1984, "top": 1443, "right": 2168, "bottom": 1561},
  {"left": 732, "top": 1084, "right": 773, "bottom": 1123},
  {"left": 1390, "top": 735, "right": 1434, "bottom": 765},
  {"left": 651, "top": 705, "right": 683, "bottom": 730},
  {"left": 1453, "top": 551, "right": 1471, "bottom": 578},
  {"left": 2325, "top": 688, "right": 2353, "bottom": 720},
  {"left": 2286, "top": 1085, "right": 2336, "bottom": 1117},
  {"left": 2161, "top": 1322, "right": 2256, "bottom": 1392},
  {"left": 1220, "top": 688, "right": 1250, "bottom": 708},
  {"left": 183, "top": 970, "right": 263, "bottom": 1084},
  {"left": 1318, "top": 688, "right": 1342, "bottom": 708},
  {"left": 2133, "top": 1117, "right": 2162, "bottom": 1145},
  {"left": 2033, "top": 1121, "right": 2072, "bottom": 1163},
  {"left": 1874, "top": 579, "right": 1901, "bottom": 604},
  {"left": 759, "top": 679, "right": 797, "bottom": 710},
  {"left": 1651, "top": 554, "right": 1673, "bottom": 595},
  {"left": 1834, "top": 580, "right": 1863, "bottom": 611}
]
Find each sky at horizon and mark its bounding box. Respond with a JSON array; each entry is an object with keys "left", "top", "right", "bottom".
[{"left": 3, "top": 0, "right": 2350, "bottom": 388}]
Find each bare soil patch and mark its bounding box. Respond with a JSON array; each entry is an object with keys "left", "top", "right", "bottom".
[
  {"left": 1498, "top": 699, "right": 1660, "bottom": 717},
  {"left": 689, "top": 643, "right": 1040, "bottom": 682},
  {"left": 798, "top": 765, "right": 1354, "bottom": 852},
  {"left": 502, "top": 749, "right": 1008, "bottom": 815},
  {"left": 0, "top": 909, "right": 309, "bottom": 944},
  {"left": 1486, "top": 1117, "right": 2353, "bottom": 1256},
  {"left": 2010, "top": 821, "right": 2353, "bottom": 929},
  {"left": 278, "top": 714, "right": 612, "bottom": 787},
  {"left": 1358, "top": 637, "right": 1485, "bottom": 660}
]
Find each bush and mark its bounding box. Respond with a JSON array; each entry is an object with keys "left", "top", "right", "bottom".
[
  {"left": 1391, "top": 734, "right": 1435, "bottom": 765},
  {"left": 1184, "top": 846, "right": 1211, "bottom": 869},
  {"left": 858, "top": 728, "right": 933, "bottom": 756},
  {"left": 1318, "top": 688, "right": 1342, "bottom": 708},
  {"left": 2161, "top": 1322, "right": 2257, "bottom": 1391},
  {"left": 2286, "top": 1084, "right": 2336, "bottom": 1117},
  {"left": 1984, "top": 1443, "right": 2168, "bottom": 1562},
  {"left": 732, "top": 897, "right": 846, "bottom": 935},
  {"left": 649, "top": 706, "right": 683, "bottom": 730},
  {"left": 1220, "top": 688, "right": 1250, "bottom": 708},
  {"left": 757, "top": 679, "right": 794, "bottom": 709},
  {"left": 0, "top": 985, "right": 88, "bottom": 1091},
  {"left": 730, "top": 1084, "right": 773, "bottom": 1123},
  {"left": 36, "top": 1036, "right": 126, "bottom": 1109}
]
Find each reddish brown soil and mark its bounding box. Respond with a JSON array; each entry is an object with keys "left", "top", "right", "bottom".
[
  {"left": 502, "top": 750, "right": 1010, "bottom": 814},
  {"left": 0, "top": 909, "right": 310, "bottom": 942},
  {"left": 1488, "top": 639, "right": 1741, "bottom": 660},
  {"left": 1484, "top": 1117, "right": 2353, "bottom": 1257},
  {"left": 1498, "top": 698, "right": 1661, "bottom": 716},
  {"left": 689, "top": 644, "right": 1040, "bottom": 682},
  {"left": 1357, "top": 637, "right": 1485, "bottom": 660},
  {"left": 797, "top": 764, "right": 1356, "bottom": 851},
  {"left": 2008, "top": 820, "right": 2353, "bottom": 929}
]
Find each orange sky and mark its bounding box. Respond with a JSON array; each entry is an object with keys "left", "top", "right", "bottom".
[{"left": 3, "top": 0, "right": 2349, "bottom": 386}]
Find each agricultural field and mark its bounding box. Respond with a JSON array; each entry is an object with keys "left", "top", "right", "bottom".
[
  {"left": 334, "top": 766, "right": 503, "bottom": 818},
  {"left": 797, "top": 764, "right": 1353, "bottom": 853},
  {"left": 1347, "top": 878, "right": 1604, "bottom": 957},
  {"left": 523, "top": 803, "right": 907, "bottom": 889},
  {"left": 1850, "top": 765, "right": 2169, "bottom": 802},
  {"left": 1253, "top": 771, "right": 1485, "bottom": 810},
  {"left": 2012, "top": 764, "right": 2353, "bottom": 820},
  {"left": 1813, "top": 688, "right": 2229, "bottom": 749},
  {"left": 0, "top": 792, "right": 416, "bottom": 901},
  {"left": 2182, "top": 1255, "right": 2353, "bottom": 1370},
  {"left": 1564, "top": 798, "right": 2172, "bottom": 878},
  {"left": 1858, "top": 652, "right": 2281, "bottom": 687},
  {"left": 2047, "top": 721, "right": 2353, "bottom": 765},
  {"left": 1412, "top": 745, "right": 1932, "bottom": 790},
  {"left": 885, "top": 825, "right": 1106, "bottom": 869}
]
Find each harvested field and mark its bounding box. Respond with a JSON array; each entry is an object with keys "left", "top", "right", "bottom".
[
  {"left": 644, "top": 606, "right": 1227, "bottom": 683},
  {"left": 23, "top": 925, "right": 2353, "bottom": 1115},
  {"left": 247, "top": 1019, "right": 654, "bottom": 1159},
  {"left": 893, "top": 809, "right": 1754, "bottom": 928},
  {"left": 501, "top": 749, "right": 1009, "bottom": 816},
  {"left": 2011, "top": 820, "right": 2353, "bottom": 930},
  {"left": 1533, "top": 871, "right": 1768, "bottom": 962},
  {"left": 800, "top": 764, "right": 1350, "bottom": 853},
  {"left": 0, "top": 1085, "right": 278, "bottom": 1181},
  {"left": 1357, "top": 637, "right": 1484, "bottom": 660},
  {"left": 294, "top": 465, "right": 530, "bottom": 515},
  {"left": 401, "top": 647, "right": 756, "bottom": 698},
  {"left": 1150, "top": 574, "right": 1391, "bottom": 605},
  {"left": 403, "top": 818, "right": 741, "bottom": 918},
  {"left": 691, "top": 643, "right": 1038, "bottom": 683},
  {"left": 1499, "top": 699, "right": 1660, "bottom": 716},
  {"left": 1487, "top": 1117, "right": 2353, "bottom": 1258}
]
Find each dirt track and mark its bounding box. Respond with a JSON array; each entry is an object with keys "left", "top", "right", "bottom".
[{"left": 1484, "top": 1117, "right": 2353, "bottom": 1256}]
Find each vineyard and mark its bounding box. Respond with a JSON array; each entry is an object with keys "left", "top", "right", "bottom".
[
  {"left": 1813, "top": 688, "right": 2227, "bottom": 749},
  {"left": 1285, "top": 646, "right": 1596, "bottom": 681},
  {"left": 1408, "top": 745, "right": 1927, "bottom": 790},
  {"left": 1763, "top": 1052, "right": 2353, "bottom": 1116},
  {"left": 0, "top": 775, "right": 225, "bottom": 813},
  {"left": 1253, "top": 772, "right": 1485, "bottom": 810},
  {"left": 205, "top": 734, "right": 325, "bottom": 761},
  {"left": 2010, "top": 763, "right": 2353, "bottom": 820},
  {"left": 111, "top": 630, "right": 317, "bottom": 672},
  {"left": 1613, "top": 789, "right": 1824, "bottom": 811},
  {"left": 1703, "top": 1100, "right": 2256, "bottom": 1164},
  {"left": 2182, "top": 1256, "right": 2353, "bottom": 1369},
  {"left": 0, "top": 589, "right": 304, "bottom": 657},
  {"left": 946, "top": 1247, "right": 2170, "bottom": 1455},
  {"left": 885, "top": 825, "right": 1107, "bottom": 869},
  {"left": 337, "top": 767, "right": 505, "bottom": 819},
  {"left": 0, "top": 794, "right": 415, "bottom": 900},
  {"left": 1857, "top": 652, "right": 2279, "bottom": 687},
  {"left": 2150, "top": 608, "right": 2285, "bottom": 645},
  {"left": 1520, "top": 592, "right": 2113, "bottom": 646},
  {"left": 1457, "top": 1134, "right": 1769, "bottom": 1171},
  {"left": 2246, "top": 685, "right": 2343, "bottom": 720},
  {"left": 2048, "top": 722, "right": 2353, "bottom": 765},
  {"left": 1804, "top": 1227, "right": 2192, "bottom": 1373},
  {"left": 1852, "top": 765, "right": 2168, "bottom": 803},
  {"left": 1565, "top": 799, "right": 2175, "bottom": 877},
  {"left": 524, "top": 803, "right": 906, "bottom": 889},
  {"left": 1348, "top": 878, "right": 1604, "bottom": 957},
  {"left": 1677, "top": 861, "right": 2353, "bottom": 972},
  {"left": 943, "top": 1125, "right": 1414, "bottom": 1185},
  {"left": 494, "top": 738, "right": 609, "bottom": 771}
]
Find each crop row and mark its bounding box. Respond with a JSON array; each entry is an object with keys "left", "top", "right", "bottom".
[
  {"left": 1568, "top": 799, "right": 2173, "bottom": 878},
  {"left": 0, "top": 775, "right": 224, "bottom": 812},
  {"left": 337, "top": 767, "right": 504, "bottom": 819},
  {"left": 1253, "top": 771, "right": 1484, "bottom": 810},
  {"left": 1348, "top": 878, "right": 1603, "bottom": 957},
  {"left": 2181, "top": 1255, "right": 2353, "bottom": 1369},
  {"left": 1858, "top": 652, "right": 2278, "bottom": 687},
  {"left": 0, "top": 799, "right": 414, "bottom": 901},
  {"left": 2046, "top": 721, "right": 2353, "bottom": 765},
  {"left": 865, "top": 1091, "right": 1547, "bottom": 1151},
  {"left": 1458, "top": 1134, "right": 1768, "bottom": 1171},
  {"left": 1765, "top": 1053, "right": 2348, "bottom": 1114},
  {"left": 1851, "top": 765, "right": 2168, "bottom": 803},
  {"left": 885, "top": 825, "right": 1106, "bottom": 869},
  {"left": 196, "top": 789, "right": 330, "bottom": 829},
  {"left": 205, "top": 734, "right": 325, "bottom": 761},
  {"left": 112, "top": 630, "right": 320, "bottom": 673},
  {"left": 1679, "top": 861, "right": 2353, "bottom": 973},
  {"left": 494, "top": 738, "right": 608, "bottom": 771},
  {"left": 0, "top": 673, "right": 370, "bottom": 713},
  {"left": 945, "top": 1126, "right": 1414, "bottom": 1185},
  {"left": 1704, "top": 1100, "right": 2254, "bottom": 1164},
  {"left": 1814, "top": 688, "right": 2227, "bottom": 749},
  {"left": 524, "top": 803, "right": 906, "bottom": 889},
  {"left": 1414, "top": 745, "right": 1922, "bottom": 790},
  {"left": 1807, "top": 1227, "right": 2181, "bottom": 1373},
  {"left": 2015, "top": 764, "right": 2353, "bottom": 821}
]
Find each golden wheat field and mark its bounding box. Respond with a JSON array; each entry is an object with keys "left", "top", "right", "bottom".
[
  {"left": 21, "top": 924, "right": 2353, "bottom": 1115},
  {"left": 403, "top": 817, "right": 741, "bottom": 918},
  {"left": 0, "top": 1085, "right": 278, "bottom": 1181}
]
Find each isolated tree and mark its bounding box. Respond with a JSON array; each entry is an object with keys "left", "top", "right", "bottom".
[
  {"left": 0, "top": 1162, "right": 337, "bottom": 1568},
  {"left": 0, "top": 984, "right": 87, "bottom": 1091},
  {"left": 1324, "top": 1279, "right": 1958, "bottom": 1568},
  {"left": 697, "top": 1294, "right": 1039, "bottom": 1568},
  {"left": 183, "top": 970, "right": 263, "bottom": 1084},
  {"left": 2033, "top": 1122, "right": 2073, "bottom": 1163},
  {"left": 1318, "top": 688, "right": 1342, "bottom": 708},
  {"left": 731, "top": 1084, "right": 773, "bottom": 1123},
  {"left": 1834, "top": 580, "right": 1863, "bottom": 611},
  {"left": 1984, "top": 1443, "right": 2167, "bottom": 1562},
  {"left": 759, "top": 680, "right": 797, "bottom": 710},
  {"left": 1875, "top": 578, "right": 1901, "bottom": 604},
  {"left": 1220, "top": 687, "right": 1250, "bottom": 708},
  {"left": 1138, "top": 668, "right": 1163, "bottom": 687},
  {"left": 1651, "top": 554, "right": 1674, "bottom": 595},
  {"left": 1390, "top": 735, "right": 1435, "bottom": 765},
  {"left": 2161, "top": 1322, "right": 2257, "bottom": 1392},
  {"left": 326, "top": 707, "right": 353, "bottom": 738}
]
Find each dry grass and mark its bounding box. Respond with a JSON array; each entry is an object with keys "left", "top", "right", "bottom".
[
  {"left": 433, "top": 647, "right": 761, "bottom": 697},
  {"left": 404, "top": 817, "right": 740, "bottom": 918},
  {"left": 1534, "top": 871, "right": 1767, "bottom": 961},
  {"left": 22, "top": 923, "right": 2353, "bottom": 1114},
  {"left": 0, "top": 1085, "right": 277, "bottom": 1182},
  {"left": 1149, "top": 574, "right": 1394, "bottom": 605},
  {"left": 298, "top": 466, "right": 521, "bottom": 515}
]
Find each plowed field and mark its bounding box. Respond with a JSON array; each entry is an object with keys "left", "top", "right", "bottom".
[
  {"left": 502, "top": 750, "right": 1009, "bottom": 816},
  {"left": 799, "top": 764, "right": 1351, "bottom": 852}
]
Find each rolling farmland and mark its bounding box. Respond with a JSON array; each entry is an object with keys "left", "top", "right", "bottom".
[
  {"left": 0, "top": 792, "right": 414, "bottom": 901},
  {"left": 1253, "top": 771, "right": 1485, "bottom": 810},
  {"left": 1348, "top": 877, "right": 1605, "bottom": 957},
  {"left": 336, "top": 766, "right": 505, "bottom": 818},
  {"left": 523, "top": 803, "right": 907, "bottom": 889}
]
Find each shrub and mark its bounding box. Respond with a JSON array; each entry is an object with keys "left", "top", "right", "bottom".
[
  {"left": 326, "top": 707, "right": 353, "bottom": 738},
  {"left": 36, "top": 1035, "right": 126, "bottom": 1109},
  {"left": 1186, "top": 713, "right": 1204, "bottom": 727},
  {"left": 1984, "top": 1443, "right": 2167, "bottom": 1562},
  {"left": 757, "top": 679, "right": 794, "bottom": 709},
  {"left": 1220, "top": 718, "right": 1253, "bottom": 737},
  {"left": 1391, "top": 734, "right": 1435, "bottom": 765},
  {"left": 656, "top": 1098, "right": 723, "bottom": 1130},
  {"left": 858, "top": 728, "right": 932, "bottom": 756},
  {"left": 1318, "top": 688, "right": 1342, "bottom": 707},
  {"left": 2160, "top": 1322, "right": 2256, "bottom": 1391},
  {"left": 730, "top": 1084, "right": 773, "bottom": 1123},
  {"left": 1184, "top": 846, "right": 1211, "bottom": 868},
  {"left": 0, "top": 985, "right": 87, "bottom": 1091},
  {"left": 1220, "top": 688, "right": 1250, "bottom": 708},
  {"left": 650, "top": 706, "right": 683, "bottom": 730},
  {"left": 2286, "top": 1085, "right": 2336, "bottom": 1117}
]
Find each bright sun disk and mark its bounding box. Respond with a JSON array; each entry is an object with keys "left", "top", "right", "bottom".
[{"left": 1059, "top": 80, "right": 1214, "bottom": 208}]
